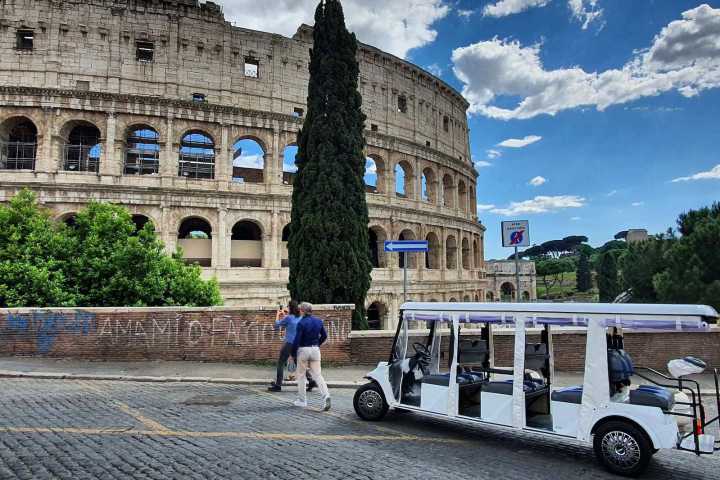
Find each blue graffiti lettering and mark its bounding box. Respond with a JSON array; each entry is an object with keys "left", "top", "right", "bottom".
[{"left": 4, "top": 310, "right": 96, "bottom": 354}]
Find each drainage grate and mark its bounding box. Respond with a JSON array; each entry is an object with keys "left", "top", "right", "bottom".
[{"left": 182, "top": 395, "right": 237, "bottom": 406}]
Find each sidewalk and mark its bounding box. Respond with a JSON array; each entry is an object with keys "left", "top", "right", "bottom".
[{"left": 0, "top": 357, "right": 717, "bottom": 393}]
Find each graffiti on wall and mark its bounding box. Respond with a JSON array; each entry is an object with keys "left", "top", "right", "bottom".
[{"left": 5, "top": 310, "right": 97, "bottom": 354}]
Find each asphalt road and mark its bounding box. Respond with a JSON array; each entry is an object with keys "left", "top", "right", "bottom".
[{"left": 0, "top": 378, "right": 718, "bottom": 479}]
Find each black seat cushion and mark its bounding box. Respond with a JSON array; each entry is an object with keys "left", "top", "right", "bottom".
[
  {"left": 551, "top": 386, "right": 583, "bottom": 404},
  {"left": 629, "top": 386, "right": 674, "bottom": 411}
]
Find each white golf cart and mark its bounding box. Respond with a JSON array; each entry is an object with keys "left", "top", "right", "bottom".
[{"left": 353, "top": 302, "right": 720, "bottom": 477}]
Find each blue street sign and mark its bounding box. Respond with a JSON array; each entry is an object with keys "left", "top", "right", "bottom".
[{"left": 384, "top": 240, "right": 429, "bottom": 253}]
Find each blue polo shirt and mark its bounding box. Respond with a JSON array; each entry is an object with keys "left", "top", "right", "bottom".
[
  {"left": 275, "top": 315, "right": 301, "bottom": 344},
  {"left": 292, "top": 315, "right": 328, "bottom": 356}
]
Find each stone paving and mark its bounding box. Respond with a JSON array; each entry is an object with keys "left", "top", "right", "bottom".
[{"left": 0, "top": 378, "right": 718, "bottom": 479}]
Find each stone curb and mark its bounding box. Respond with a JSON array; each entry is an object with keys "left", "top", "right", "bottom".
[{"left": 0, "top": 370, "right": 363, "bottom": 389}]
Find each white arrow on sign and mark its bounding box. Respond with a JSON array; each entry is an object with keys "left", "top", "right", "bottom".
[{"left": 384, "top": 241, "right": 429, "bottom": 252}]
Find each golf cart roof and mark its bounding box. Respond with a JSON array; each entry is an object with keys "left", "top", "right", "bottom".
[{"left": 400, "top": 302, "right": 718, "bottom": 331}]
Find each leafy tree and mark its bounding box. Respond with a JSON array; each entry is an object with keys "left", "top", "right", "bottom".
[
  {"left": 576, "top": 250, "right": 592, "bottom": 292},
  {"left": 618, "top": 236, "right": 672, "bottom": 303},
  {"left": 614, "top": 230, "right": 629, "bottom": 240},
  {"left": 597, "top": 251, "right": 621, "bottom": 302},
  {"left": 536, "top": 258, "right": 575, "bottom": 298},
  {"left": 288, "top": 0, "right": 372, "bottom": 329},
  {"left": 0, "top": 190, "right": 221, "bottom": 308},
  {"left": 653, "top": 203, "right": 720, "bottom": 310}
]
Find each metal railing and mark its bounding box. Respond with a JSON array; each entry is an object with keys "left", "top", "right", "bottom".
[
  {"left": 124, "top": 149, "right": 160, "bottom": 175},
  {"left": 0, "top": 141, "right": 37, "bottom": 170},
  {"left": 63, "top": 144, "right": 100, "bottom": 173},
  {"left": 178, "top": 153, "right": 215, "bottom": 179}
]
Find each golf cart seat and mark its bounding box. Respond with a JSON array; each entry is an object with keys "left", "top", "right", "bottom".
[
  {"left": 630, "top": 385, "right": 675, "bottom": 411},
  {"left": 551, "top": 386, "right": 583, "bottom": 404},
  {"left": 482, "top": 380, "right": 549, "bottom": 399}
]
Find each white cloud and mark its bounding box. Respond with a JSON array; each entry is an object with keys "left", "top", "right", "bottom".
[
  {"left": 631, "top": 201, "right": 645, "bottom": 207},
  {"left": 568, "top": 0, "right": 603, "bottom": 30},
  {"left": 477, "top": 203, "right": 496, "bottom": 211},
  {"left": 452, "top": 4, "right": 720, "bottom": 119},
  {"left": 529, "top": 176, "right": 547, "bottom": 186},
  {"left": 219, "top": 0, "right": 449, "bottom": 59},
  {"left": 483, "top": 0, "right": 549, "bottom": 18},
  {"left": 497, "top": 135, "right": 542, "bottom": 148},
  {"left": 426, "top": 63, "right": 443, "bottom": 77},
  {"left": 671, "top": 164, "right": 720, "bottom": 182},
  {"left": 233, "top": 154, "right": 264, "bottom": 169},
  {"left": 457, "top": 9, "right": 476, "bottom": 19},
  {"left": 475, "top": 160, "right": 493, "bottom": 168},
  {"left": 365, "top": 162, "right": 377, "bottom": 176},
  {"left": 570, "top": 216, "right": 582, "bottom": 221},
  {"left": 486, "top": 149, "right": 502, "bottom": 159},
  {"left": 607, "top": 189, "right": 618, "bottom": 196},
  {"left": 490, "top": 195, "right": 586, "bottom": 216}
]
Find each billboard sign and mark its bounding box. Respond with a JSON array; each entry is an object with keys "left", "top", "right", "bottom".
[{"left": 501, "top": 220, "right": 530, "bottom": 248}]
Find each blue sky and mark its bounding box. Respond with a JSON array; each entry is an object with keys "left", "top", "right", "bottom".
[
  {"left": 221, "top": 0, "right": 720, "bottom": 260},
  {"left": 403, "top": 0, "right": 720, "bottom": 259}
]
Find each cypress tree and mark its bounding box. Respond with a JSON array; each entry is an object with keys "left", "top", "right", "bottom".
[
  {"left": 288, "top": 0, "right": 372, "bottom": 329},
  {"left": 597, "top": 251, "right": 620, "bottom": 302},
  {"left": 576, "top": 250, "right": 592, "bottom": 292}
]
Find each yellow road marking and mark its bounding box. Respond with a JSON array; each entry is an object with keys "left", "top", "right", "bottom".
[
  {"left": 82, "top": 381, "right": 172, "bottom": 433},
  {"left": 0, "top": 426, "right": 467, "bottom": 444}
]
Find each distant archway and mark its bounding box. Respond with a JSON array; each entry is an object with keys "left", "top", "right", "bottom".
[
  {"left": 232, "top": 138, "right": 265, "bottom": 184},
  {"left": 367, "top": 301, "right": 387, "bottom": 330},
  {"left": 445, "top": 235, "right": 457, "bottom": 270},
  {"left": 461, "top": 238, "right": 470, "bottom": 270},
  {"left": 178, "top": 217, "right": 213, "bottom": 267},
  {"left": 501, "top": 282, "right": 516, "bottom": 302},
  {"left": 131, "top": 214, "right": 153, "bottom": 234},
  {"left": 369, "top": 226, "right": 388, "bottom": 268},
  {"left": 283, "top": 145, "right": 298, "bottom": 185},
  {"left": 425, "top": 232, "right": 440, "bottom": 269},
  {"left": 442, "top": 174, "right": 455, "bottom": 208},
  {"left": 398, "top": 229, "right": 417, "bottom": 269},
  {"left": 179, "top": 131, "right": 214, "bottom": 179},
  {"left": 231, "top": 220, "right": 263, "bottom": 267}
]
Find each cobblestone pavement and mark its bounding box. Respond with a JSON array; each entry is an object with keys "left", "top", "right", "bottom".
[{"left": 0, "top": 379, "right": 718, "bottom": 480}]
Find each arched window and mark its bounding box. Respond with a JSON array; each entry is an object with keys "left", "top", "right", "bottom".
[
  {"left": 501, "top": 282, "right": 516, "bottom": 302},
  {"left": 232, "top": 138, "right": 265, "bottom": 184},
  {"left": 283, "top": 145, "right": 298, "bottom": 185},
  {"left": 60, "top": 213, "right": 78, "bottom": 228},
  {"left": 398, "top": 229, "right": 417, "bottom": 268},
  {"left": 473, "top": 239, "right": 481, "bottom": 269},
  {"left": 463, "top": 295, "right": 471, "bottom": 302},
  {"left": 421, "top": 167, "right": 437, "bottom": 203},
  {"left": 458, "top": 180, "right": 468, "bottom": 213},
  {"left": 281, "top": 224, "right": 291, "bottom": 267},
  {"left": 395, "top": 161, "right": 413, "bottom": 198},
  {"left": 461, "top": 237, "right": 470, "bottom": 269},
  {"left": 522, "top": 291, "right": 531, "bottom": 301},
  {"left": 446, "top": 235, "right": 457, "bottom": 270},
  {"left": 449, "top": 297, "right": 458, "bottom": 303},
  {"left": 365, "top": 157, "right": 378, "bottom": 193},
  {"left": 125, "top": 126, "right": 160, "bottom": 175},
  {"left": 0, "top": 117, "right": 37, "bottom": 170},
  {"left": 178, "top": 217, "right": 213, "bottom": 267},
  {"left": 131, "top": 214, "right": 153, "bottom": 234},
  {"left": 179, "top": 131, "right": 215, "bottom": 179},
  {"left": 63, "top": 123, "right": 101, "bottom": 173},
  {"left": 425, "top": 232, "right": 440, "bottom": 269},
  {"left": 369, "top": 226, "right": 388, "bottom": 268},
  {"left": 366, "top": 301, "right": 387, "bottom": 330},
  {"left": 486, "top": 291, "right": 495, "bottom": 302},
  {"left": 231, "top": 220, "right": 263, "bottom": 267},
  {"left": 442, "top": 174, "right": 455, "bottom": 208}
]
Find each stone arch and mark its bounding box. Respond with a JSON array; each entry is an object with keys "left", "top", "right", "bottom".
[
  {"left": 366, "top": 300, "right": 388, "bottom": 330},
  {"left": 281, "top": 223, "right": 291, "bottom": 267},
  {"left": 398, "top": 228, "right": 417, "bottom": 269},
  {"left": 522, "top": 291, "right": 531, "bottom": 301},
  {"left": 369, "top": 225, "right": 388, "bottom": 268},
  {"left": 282, "top": 144, "right": 298, "bottom": 185},
  {"left": 232, "top": 137, "right": 265, "bottom": 184},
  {"left": 461, "top": 237, "right": 470, "bottom": 269},
  {"left": 425, "top": 232, "right": 440, "bottom": 269},
  {"left": 501, "top": 282, "right": 516, "bottom": 301},
  {"left": 231, "top": 219, "right": 264, "bottom": 267},
  {"left": 178, "top": 216, "right": 213, "bottom": 267},
  {"left": 473, "top": 239, "right": 480, "bottom": 269},
  {"left": 124, "top": 124, "right": 160, "bottom": 175},
  {"left": 442, "top": 173, "right": 455, "bottom": 208},
  {"left": 59, "top": 120, "right": 102, "bottom": 173},
  {"left": 394, "top": 160, "right": 414, "bottom": 198},
  {"left": 366, "top": 154, "right": 385, "bottom": 194},
  {"left": 179, "top": 130, "right": 215, "bottom": 180},
  {"left": 475, "top": 293, "right": 480, "bottom": 302},
  {"left": 0, "top": 116, "right": 38, "bottom": 170},
  {"left": 463, "top": 295, "right": 471, "bottom": 302},
  {"left": 421, "top": 166, "right": 438, "bottom": 204},
  {"left": 131, "top": 214, "right": 153, "bottom": 234},
  {"left": 486, "top": 291, "right": 495, "bottom": 302},
  {"left": 458, "top": 179, "right": 468, "bottom": 213},
  {"left": 445, "top": 235, "right": 457, "bottom": 270},
  {"left": 449, "top": 297, "right": 458, "bottom": 302},
  {"left": 58, "top": 212, "right": 78, "bottom": 228}
]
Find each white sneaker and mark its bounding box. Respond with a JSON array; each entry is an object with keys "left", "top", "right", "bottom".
[
  {"left": 293, "top": 399, "right": 307, "bottom": 408},
  {"left": 322, "top": 396, "right": 331, "bottom": 411}
]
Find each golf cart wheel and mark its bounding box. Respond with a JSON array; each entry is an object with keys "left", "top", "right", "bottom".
[
  {"left": 354, "top": 382, "right": 389, "bottom": 421},
  {"left": 593, "top": 420, "right": 652, "bottom": 477}
]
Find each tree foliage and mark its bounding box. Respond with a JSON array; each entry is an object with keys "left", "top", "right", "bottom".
[
  {"left": 576, "top": 250, "right": 592, "bottom": 292},
  {"left": 288, "top": 0, "right": 372, "bottom": 329},
  {"left": 597, "top": 251, "right": 620, "bottom": 302},
  {"left": 618, "top": 236, "right": 671, "bottom": 303},
  {"left": 0, "top": 190, "right": 222, "bottom": 308},
  {"left": 536, "top": 258, "right": 574, "bottom": 297}
]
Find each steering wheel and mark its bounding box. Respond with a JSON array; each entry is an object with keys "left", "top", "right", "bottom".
[
  {"left": 411, "top": 343, "right": 431, "bottom": 375},
  {"left": 412, "top": 342, "right": 430, "bottom": 356}
]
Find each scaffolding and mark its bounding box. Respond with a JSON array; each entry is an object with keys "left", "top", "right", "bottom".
[{"left": 0, "top": 141, "right": 36, "bottom": 170}]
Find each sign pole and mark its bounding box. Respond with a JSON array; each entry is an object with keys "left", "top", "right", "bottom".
[
  {"left": 514, "top": 246, "right": 521, "bottom": 303},
  {"left": 403, "top": 252, "right": 408, "bottom": 303}
]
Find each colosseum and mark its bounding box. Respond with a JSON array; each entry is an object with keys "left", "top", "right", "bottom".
[{"left": 0, "top": 0, "right": 526, "bottom": 329}]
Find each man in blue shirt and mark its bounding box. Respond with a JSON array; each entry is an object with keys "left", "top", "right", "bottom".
[
  {"left": 292, "top": 302, "right": 331, "bottom": 411},
  {"left": 269, "top": 300, "right": 316, "bottom": 392}
]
